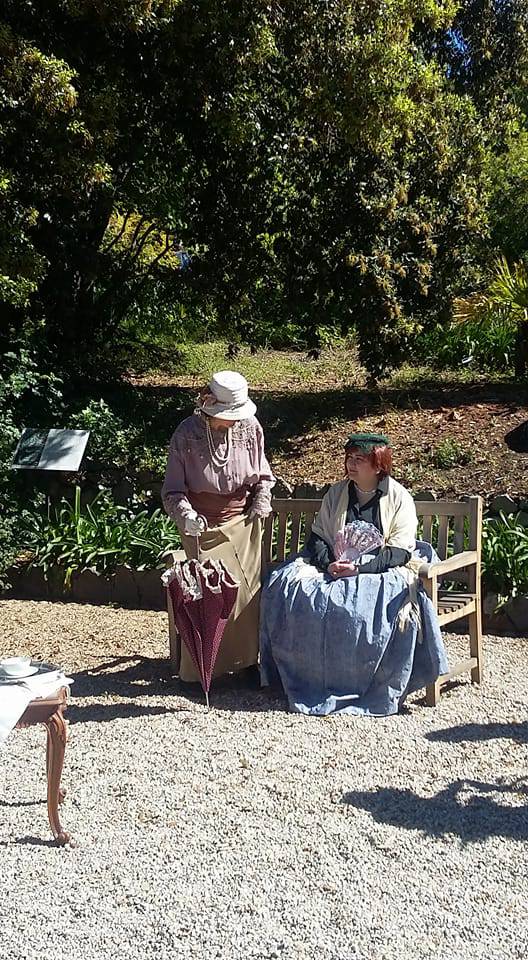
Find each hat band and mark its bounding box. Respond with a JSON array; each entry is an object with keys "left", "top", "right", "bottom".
[{"left": 205, "top": 397, "right": 248, "bottom": 410}]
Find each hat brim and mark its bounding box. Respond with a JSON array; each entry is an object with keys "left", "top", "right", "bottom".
[{"left": 198, "top": 398, "right": 257, "bottom": 421}]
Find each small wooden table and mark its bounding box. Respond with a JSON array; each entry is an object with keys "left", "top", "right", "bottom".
[{"left": 15, "top": 686, "right": 70, "bottom": 845}]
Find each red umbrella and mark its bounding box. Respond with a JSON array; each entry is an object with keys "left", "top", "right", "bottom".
[{"left": 164, "top": 558, "right": 239, "bottom": 707}]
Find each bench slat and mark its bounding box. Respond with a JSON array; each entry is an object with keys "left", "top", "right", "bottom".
[
  {"left": 304, "top": 511, "right": 315, "bottom": 541},
  {"left": 437, "top": 515, "right": 449, "bottom": 559},
  {"left": 276, "top": 512, "right": 288, "bottom": 562},
  {"left": 290, "top": 513, "right": 302, "bottom": 556},
  {"left": 453, "top": 514, "right": 465, "bottom": 554},
  {"left": 415, "top": 501, "right": 473, "bottom": 518},
  {"left": 421, "top": 514, "right": 433, "bottom": 543},
  {"left": 262, "top": 514, "right": 274, "bottom": 564}
]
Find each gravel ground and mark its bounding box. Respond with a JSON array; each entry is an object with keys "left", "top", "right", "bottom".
[{"left": 0, "top": 599, "right": 527, "bottom": 960}]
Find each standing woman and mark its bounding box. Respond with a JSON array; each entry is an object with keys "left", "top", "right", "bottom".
[{"left": 162, "top": 371, "right": 275, "bottom": 682}]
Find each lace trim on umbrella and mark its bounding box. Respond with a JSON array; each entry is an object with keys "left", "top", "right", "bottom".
[{"left": 161, "top": 558, "right": 240, "bottom": 599}]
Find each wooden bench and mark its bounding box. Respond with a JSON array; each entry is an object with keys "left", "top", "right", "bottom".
[{"left": 262, "top": 496, "right": 483, "bottom": 706}]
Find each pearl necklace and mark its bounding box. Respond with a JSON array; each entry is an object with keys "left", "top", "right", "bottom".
[{"left": 206, "top": 418, "right": 232, "bottom": 468}]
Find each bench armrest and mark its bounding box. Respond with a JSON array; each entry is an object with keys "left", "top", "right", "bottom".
[{"left": 418, "top": 550, "right": 478, "bottom": 579}]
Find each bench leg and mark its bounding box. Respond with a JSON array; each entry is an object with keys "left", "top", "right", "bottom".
[
  {"left": 425, "top": 678, "right": 441, "bottom": 707},
  {"left": 167, "top": 594, "right": 181, "bottom": 674},
  {"left": 45, "top": 709, "right": 70, "bottom": 845},
  {"left": 469, "top": 606, "right": 483, "bottom": 684}
]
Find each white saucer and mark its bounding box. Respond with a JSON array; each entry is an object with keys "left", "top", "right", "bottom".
[{"left": 0, "top": 664, "right": 40, "bottom": 680}]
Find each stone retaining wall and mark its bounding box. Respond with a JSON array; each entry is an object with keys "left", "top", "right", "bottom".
[{"left": 6, "top": 553, "right": 187, "bottom": 610}]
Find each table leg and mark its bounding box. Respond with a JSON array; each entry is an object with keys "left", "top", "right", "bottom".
[
  {"left": 45, "top": 709, "right": 70, "bottom": 844},
  {"left": 46, "top": 726, "right": 66, "bottom": 804}
]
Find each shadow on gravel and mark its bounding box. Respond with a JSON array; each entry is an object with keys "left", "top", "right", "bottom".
[
  {"left": 342, "top": 778, "right": 528, "bottom": 842},
  {"left": 0, "top": 835, "right": 61, "bottom": 848},
  {"left": 67, "top": 656, "right": 285, "bottom": 722},
  {"left": 426, "top": 721, "right": 528, "bottom": 744},
  {"left": 0, "top": 798, "right": 44, "bottom": 808},
  {"left": 70, "top": 655, "right": 178, "bottom": 697},
  {"left": 67, "top": 702, "right": 176, "bottom": 723}
]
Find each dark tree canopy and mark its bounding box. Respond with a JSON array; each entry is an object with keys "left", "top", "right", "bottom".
[{"left": 1, "top": 1, "right": 527, "bottom": 373}]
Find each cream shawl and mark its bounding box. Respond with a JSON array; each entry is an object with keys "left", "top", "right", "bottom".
[{"left": 310, "top": 475, "right": 417, "bottom": 553}]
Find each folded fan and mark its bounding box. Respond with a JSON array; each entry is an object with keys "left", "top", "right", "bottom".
[{"left": 334, "top": 521, "right": 384, "bottom": 562}]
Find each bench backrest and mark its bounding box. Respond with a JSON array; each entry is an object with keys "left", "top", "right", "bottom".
[{"left": 263, "top": 496, "right": 483, "bottom": 568}]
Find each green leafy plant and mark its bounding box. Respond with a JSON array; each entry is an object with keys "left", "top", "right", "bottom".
[
  {"left": 482, "top": 513, "right": 528, "bottom": 603},
  {"left": 432, "top": 439, "right": 473, "bottom": 469},
  {"left": 454, "top": 257, "right": 528, "bottom": 376},
  {"left": 0, "top": 347, "right": 63, "bottom": 589},
  {"left": 23, "top": 487, "right": 181, "bottom": 586},
  {"left": 72, "top": 400, "right": 138, "bottom": 468},
  {"left": 412, "top": 315, "right": 517, "bottom": 371},
  {"left": 134, "top": 446, "right": 168, "bottom": 477}
]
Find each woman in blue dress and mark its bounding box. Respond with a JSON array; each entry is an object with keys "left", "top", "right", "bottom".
[{"left": 259, "top": 433, "right": 448, "bottom": 716}]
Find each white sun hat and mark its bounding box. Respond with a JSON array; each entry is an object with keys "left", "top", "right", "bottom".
[{"left": 197, "top": 370, "right": 257, "bottom": 420}]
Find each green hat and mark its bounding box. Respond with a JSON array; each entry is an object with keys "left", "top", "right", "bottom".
[{"left": 344, "top": 432, "right": 390, "bottom": 452}]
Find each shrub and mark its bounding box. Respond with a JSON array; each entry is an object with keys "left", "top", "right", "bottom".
[
  {"left": 0, "top": 347, "right": 63, "bottom": 588},
  {"left": 432, "top": 439, "right": 473, "bottom": 469},
  {"left": 23, "top": 487, "right": 181, "bottom": 586},
  {"left": 412, "top": 315, "right": 516, "bottom": 372},
  {"left": 482, "top": 514, "right": 528, "bottom": 603},
  {"left": 71, "top": 399, "right": 138, "bottom": 468}
]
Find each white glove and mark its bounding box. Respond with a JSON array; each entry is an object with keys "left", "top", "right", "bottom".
[
  {"left": 248, "top": 505, "right": 271, "bottom": 521},
  {"left": 248, "top": 493, "right": 272, "bottom": 520},
  {"left": 184, "top": 512, "right": 207, "bottom": 536}
]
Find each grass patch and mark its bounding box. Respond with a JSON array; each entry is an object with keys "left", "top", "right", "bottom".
[{"left": 142, "top": 338, "right": 366, "bottom": 392}]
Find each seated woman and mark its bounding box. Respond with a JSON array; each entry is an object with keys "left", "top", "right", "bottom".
[{"left": 260, "top": 433, "right": 448, "bottom": 716}]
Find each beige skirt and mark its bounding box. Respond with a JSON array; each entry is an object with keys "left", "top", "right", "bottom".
[{"left": 172, "top": 514, "right": 263, "bottom": 683}]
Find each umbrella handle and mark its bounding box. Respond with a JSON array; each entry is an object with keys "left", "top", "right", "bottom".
[
  {"left": 193, "top": 515, "right": 207, "bottom": 563},
  {"left": 186, "top": 533, "right": 202, "bottom": 562}
]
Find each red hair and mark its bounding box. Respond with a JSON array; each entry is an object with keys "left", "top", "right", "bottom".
[{"left": 345, "top": 444, "right": 393, "bottom": 479}]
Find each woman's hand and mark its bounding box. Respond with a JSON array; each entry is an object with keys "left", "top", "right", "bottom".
[
  {"left": 247, "top": 504, "right": 272, "bottom": 520},
  {"left": 328, "top": 560, "right": 358, "bottom": 578},
  {"left": 247, "top": 491, "right": 272, "bottom": 520},
  {"left": 184, "top": 512, "right": 207, "bottom": 536}
]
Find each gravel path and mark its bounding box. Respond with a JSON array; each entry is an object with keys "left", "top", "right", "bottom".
[{"left": 0, "top": 600, "right": 527, "bottom": 960}]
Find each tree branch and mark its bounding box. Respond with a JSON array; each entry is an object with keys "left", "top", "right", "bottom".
[
  {"left": 128, "top": 223, "right": 159, "bottom": 265},
  {"left": 102, "top": 209, "right": 133, "bottom": 255},
  {"left": 126, "top": 215, "right": 150, "bottom": 257}
]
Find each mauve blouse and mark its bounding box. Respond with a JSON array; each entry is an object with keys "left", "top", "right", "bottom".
[{"left": 162, "top": 413, "right": 275, "bottom": 528}]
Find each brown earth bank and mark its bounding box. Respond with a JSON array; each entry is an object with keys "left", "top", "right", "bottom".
[{"left": 132, "top": 351, "right": 526, "bottom": 501}]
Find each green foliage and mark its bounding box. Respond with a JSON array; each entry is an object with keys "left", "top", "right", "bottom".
[
  {"left": 23, "top": 487, "right": 181, "bottom": 584},
  {"left": 454, "top": 256, "right": 528, "bottom": 375},
  {"left": 487, "top": 131, "right": 528, "bottom": 262},
  {"left": 0, "top": 346, "right": 62, "bottom": 588},
  {"left": 69, "top": 397, "right": 170, "bottom": 475},
  {"left": 432, "top": 439, "right": 472, "bottom": 469},
  {"left": 177, "top": 1, "right": 492, "bottom": 373},
  {"left": 418, "top": 0, "right": 528, "bottom": 118},
  {"left": 0, "top": 4, "right": 189, "bottom": 370},
  {"left": 482, "top": 513, "right": 528, "bottom": 602},
  {"left": 72, "top": 400, "right": 137, "bottom": 468},
  {"left": 413, "top": 314, "right": 517, "bottom": 371},
  {"left": 3, "top": 1, "right": 527, "bottom": 375}
]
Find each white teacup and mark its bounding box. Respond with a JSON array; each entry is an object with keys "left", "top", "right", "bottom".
[{"left": 0, "top": 656, "right": 33, "bottom": 677}]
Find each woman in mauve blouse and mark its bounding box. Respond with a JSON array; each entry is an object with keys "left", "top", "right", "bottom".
[{"left": 162, "top": 370, "right": 274, "bottom": 682}]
